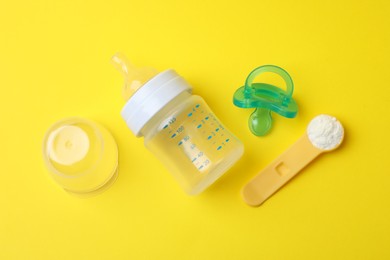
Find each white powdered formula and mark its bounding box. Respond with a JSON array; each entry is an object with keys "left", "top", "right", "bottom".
[{"left": 307, "top": 114, "right": 344, "bottom": 151}]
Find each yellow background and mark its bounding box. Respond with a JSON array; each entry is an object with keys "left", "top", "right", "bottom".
[{"left": 1, "top": 0, "right": 389, "bottom": 259}]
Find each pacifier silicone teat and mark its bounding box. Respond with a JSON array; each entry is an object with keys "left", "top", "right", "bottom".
[
  {"left": 111, "top": 53, "right": 159, "bottom": 101},
  {"left": 233, "top": 65, "right": 298, "bottom": 136}
]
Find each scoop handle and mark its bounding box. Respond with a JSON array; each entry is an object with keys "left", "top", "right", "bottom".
[{"left": 242, "top": 134, "right": 322, "bottom": 206}]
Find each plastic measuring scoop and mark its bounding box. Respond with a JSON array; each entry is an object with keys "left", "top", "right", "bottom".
[
  {"left": 233, "top": 65, "right": 298, "bottom": 136},
  {"left": 242, "top": 114, "right": 344, "bottom": 206}
]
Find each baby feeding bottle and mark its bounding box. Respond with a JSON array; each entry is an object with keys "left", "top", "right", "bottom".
[{"left": 112, "top": 53, "right": 244, "bottom": 195}]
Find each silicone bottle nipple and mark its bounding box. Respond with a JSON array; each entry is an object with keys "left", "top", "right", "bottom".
[{"left": 111, "top": 53, "right": 159, "bottom": 101}]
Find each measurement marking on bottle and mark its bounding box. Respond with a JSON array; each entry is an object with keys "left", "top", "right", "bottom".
[
  {"left": 163, "top": 124, "right": 169, "bottom": 129},
  {"left": 216, "top": 128, "right": 220, "bottom": 132},
  {"left": 197, "top": 124, "right": 202, "bottom": 128},
  {"left": 226, "top": 139, "right": 230, "bottom": 142},
  {"left": 217, "top": 146, "right": 222, "bottom": 150},
  {"left": 205, "top": 116, "right": 209, "bottom": 120},
  {"left": 188, "top": 112, "right": 193, "bottom": 117},
  {"left": 171, "top": 133, "right": 176, "bottom": 138},
  {"left": 195, "top": 104, "right": 200, "bottom": 108},
  {"left": 198, "top": 165, "right": 204, "bottom": 170},
  {"left": 178, "top": 141, "right": 183, "bottom": 146},
  {"left": 207, "top": 136, "right": 212, "bottom": 140},
  {"left": 192, "top": 158, "right": 197, "bottom": 162}
]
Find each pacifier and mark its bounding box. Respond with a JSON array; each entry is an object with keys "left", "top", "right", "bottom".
[{"left": 233, "top": 65, "right": 298, "bottom": 136}]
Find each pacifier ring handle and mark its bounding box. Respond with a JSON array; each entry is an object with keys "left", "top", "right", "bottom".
[{"left": 244, "top": 65, "right": 294, "bottom": 97}]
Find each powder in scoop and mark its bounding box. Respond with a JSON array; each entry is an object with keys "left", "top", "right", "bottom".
[{"left": 307, "top": 114, "right": 344, "bottom": 150}]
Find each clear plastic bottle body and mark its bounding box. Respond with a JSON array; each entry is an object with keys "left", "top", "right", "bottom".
[
  {"left": 112, "top": 54, "right": 244, "bottom": 194},
  {"left": 142, "top": 92, "right": 244, "bottom": 195}
]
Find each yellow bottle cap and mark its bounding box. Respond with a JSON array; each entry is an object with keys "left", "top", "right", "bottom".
[
  {"left": 47, "top": 125, "right": 90, "bottom": 165},
  {"left": 42, "top": 118, "right": 118, "bottom": 196}
]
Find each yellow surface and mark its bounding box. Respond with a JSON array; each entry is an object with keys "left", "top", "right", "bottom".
[{"left": 1, "top": 0, "right": 389, "bottom": 259}]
